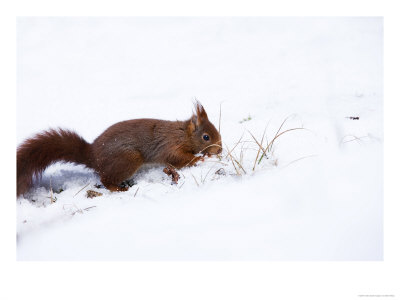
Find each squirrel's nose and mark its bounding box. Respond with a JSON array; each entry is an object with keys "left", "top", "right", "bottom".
[{"left": 217, "top": 147, "right": 222, "bottom": 154}]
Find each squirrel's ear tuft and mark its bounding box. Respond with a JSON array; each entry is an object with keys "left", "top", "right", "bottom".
[{"left": 194, "top": 101, "right": 208, "bottom": 124}]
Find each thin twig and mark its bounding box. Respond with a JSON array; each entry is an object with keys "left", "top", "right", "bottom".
[
  {"left": 259, "top": 128, "right": 305, "bottom": 164},
  {"left": 134, "top": 187, "right": 140, "bottom": 197},
  {"left": 233, "top": 157, "right": 247, "bottom": 174},
  {"left": 268, "top": 115, "right": 295, "bottom": 152},
  {"left": 83, "top": 206, "right": 97, "bottom": 211},
  {"left": 252, "top": 126, "right": 267, "bottom": 171},
  {"left": 49, "top": 177, "right": 55, "bottom": 203},
  {"left": 73, "top": 183, "right": 90, "bottom": 197},
  {"left": 202, "top": 160, "right": 229, "bottom": 166},
  {"left": 191, "top": 173, "right": 200, "bottom": 187},
  {"left": 223, "top": 133, "right": 245, "bottom": 159},
  {"left": 224, "top": 143, "right": 240, "bottom": 175},
  {"left": 281, "top": 155, "right": 317, "bottom": 169},
  {"left": 248, "top": 131, "right": 267, "bottom": 155},
  {"left": 202, "top": 162, "right": 219, "bottom": 183},
  {"left": 340, "top": 135, "right": 369, "bottom": 144}
]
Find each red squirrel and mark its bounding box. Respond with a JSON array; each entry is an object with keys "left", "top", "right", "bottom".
[{"left": 17, "top": 102, "right": 222, "bottom": 196}]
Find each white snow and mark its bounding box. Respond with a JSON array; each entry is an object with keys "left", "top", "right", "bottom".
[{"left": 16, "top": 17, "right": 383, "bottom": 260}]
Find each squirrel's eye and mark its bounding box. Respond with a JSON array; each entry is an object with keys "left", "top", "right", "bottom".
[{"left": 203, "top": 134, "right": 210, "bottom": 141}]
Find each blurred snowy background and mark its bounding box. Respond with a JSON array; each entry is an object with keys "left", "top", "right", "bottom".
[{"left": 16, "top": 17, "right": 383, "bottom": 260}]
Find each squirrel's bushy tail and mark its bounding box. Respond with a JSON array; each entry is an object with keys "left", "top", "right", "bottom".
[{"left": 17, "top": 128, "right": 93, "bottom": 197}]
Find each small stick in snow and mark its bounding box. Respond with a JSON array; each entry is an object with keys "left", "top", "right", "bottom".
[
  {"left": 83, "top": 206, "right": 97, "bottom": 211},
  {"left": 224, "top": 143, "right": 241, "bottom": 175},
  {"left": 86, "top": 190, "right": 103, "bottom": 198},
  {"left": 49, "top": 177, "right": 56, "bottom": 203},
  {"left": 215, "top": 168, "right": 226, "bottom": 176},
  {"left": 191, "top": 173, "right": 200, "bottom": 187},
  {"left": 74, "top": 183, "right": 90, "bottom": 197}
]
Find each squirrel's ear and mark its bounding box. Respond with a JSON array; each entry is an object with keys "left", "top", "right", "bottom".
[
  {"left": 188, "top": 115, "right": 197, "bottom": 133},
  {"left": 194, "top": 101, "right": 209, "bottom": 124}
]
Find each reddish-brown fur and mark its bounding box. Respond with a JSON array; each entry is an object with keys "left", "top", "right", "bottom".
[{"left": 17, "top": 102, "right": 222, "bottom": 196}]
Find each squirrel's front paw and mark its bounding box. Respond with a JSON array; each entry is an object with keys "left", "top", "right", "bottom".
[
  {"left": 195, "top": 156, "right": 205, "bottom": 165},
  {"left": 163, "top": 166, "right": 180, "bottom": 184},
  {"left": 190, "top": 155, "right": 204, "bottom": 166}
]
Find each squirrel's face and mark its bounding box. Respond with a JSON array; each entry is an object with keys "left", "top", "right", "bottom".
[
  {"left": 188, "top": 102, "right": 222, "bottom": 156},
  {"left": 195, "top": 122, "right": 222, "bottom": 156}
]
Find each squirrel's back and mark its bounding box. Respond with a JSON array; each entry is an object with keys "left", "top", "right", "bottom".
[{"left": 92, "top": 118, "right": 191, "bottom": 164}]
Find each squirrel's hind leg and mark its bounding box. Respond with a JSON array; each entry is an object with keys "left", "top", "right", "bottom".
[
  {"left": 102, "top": 182, "right": 129, "bottom": 192},
  {"left": 99, "top": 150, "right": 144, "bottom": 192}
]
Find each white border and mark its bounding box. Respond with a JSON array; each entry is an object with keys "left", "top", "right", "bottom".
[{"left": 1, "top": 1, "right": 399, "bottom": 299}]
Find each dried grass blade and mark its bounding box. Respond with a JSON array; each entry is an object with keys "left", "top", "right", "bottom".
[
  {"left": 259, "top": 127, "right": 305, "bottom": 164},
  {"left": 224, "top": 143, "right": 240, "bottom": 175}
]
